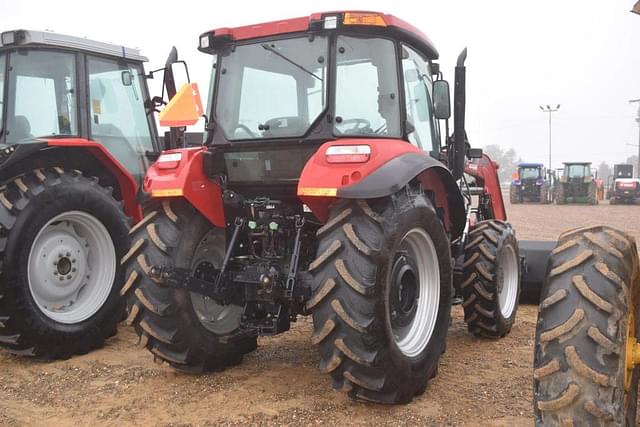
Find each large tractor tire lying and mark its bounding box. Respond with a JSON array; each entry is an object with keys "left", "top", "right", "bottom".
[
  {"left": 533, "top": 225, "right": 640, "bottom": 426},
  {"left": 122, "top": 200, "right": 257, "bottom": 372},
  {"left": 308, "top": 191, "right": 452, "bottom": 404},
  {"left": 461, "top": 220, "right": 521, "bottom": 338},
  {"left": 0, "top": 167, "right": 129, "bottom": 358},
  {"left": 510, "top": 186, "right": 520, "bottom": 204}
]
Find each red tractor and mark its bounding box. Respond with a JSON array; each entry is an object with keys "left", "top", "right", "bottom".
[
  {"left": 124, "top": 11, "right": 522, "bottom": 403},
  {"left": 0, "top": 29, "right": 187, "bottom": 358}
]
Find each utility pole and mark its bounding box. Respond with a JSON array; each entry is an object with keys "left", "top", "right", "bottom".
[
  {"left": 539, "top": 104, "right": 561, "bottom": 169},
  {"left": 629, "top": 99, "right": 640, "bottom": 178}
]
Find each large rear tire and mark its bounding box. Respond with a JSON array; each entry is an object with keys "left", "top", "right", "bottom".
[
  {"left": 122, "top": 200, "right": 257, "bottom": 372},
  {"left": 0, "top": 167, "right": 129, "bottom": 358},
  {"left": 309, "top": 191, "right": 452, "bottom": 404},
  {"left": 461, "top": 220, "right": 521, "bottom": 338},
  {"left": 540, "top": 183, "right": 551, "bottom": 204},
  {"left": 533, "top": 225, "right": 640, "bottom": 426},
  {"left": 588, "top": 182, "right": 598, "bottom": 205}
]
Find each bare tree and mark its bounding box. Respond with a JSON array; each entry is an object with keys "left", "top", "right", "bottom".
[{"left": 483, "top": 144, "right": 521, "bottom": 182}]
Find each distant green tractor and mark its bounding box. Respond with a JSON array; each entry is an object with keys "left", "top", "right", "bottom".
[{"left": 554, "top": 162, "right": 598, "bottom": 205}]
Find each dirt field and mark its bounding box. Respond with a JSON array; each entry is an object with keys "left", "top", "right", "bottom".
[{"left": 0, "top": 200, "right": 639, "bottom": 426}]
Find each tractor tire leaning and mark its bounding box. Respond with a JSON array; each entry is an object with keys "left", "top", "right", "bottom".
[
  {"left": 308, "top": 191, "right": 452, "bottom": 404},
  {"left": 0, "top": 167, "right": 129, "bottom": 359},
  {"left": 461, "top": 220, "right": 521, "bottom": 338},
  {"left": 122, "top": 200, "right": 257, "bottom": 372},
  {"left": 533, "top": 225, "right": 640, "bottom": 426}
]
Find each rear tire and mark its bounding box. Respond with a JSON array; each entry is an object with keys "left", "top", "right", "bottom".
[
  {"left": 0, "top": 168, "right": 129, "bottom": 359},
  {"left": 588, "top": 182, "right": 598, "bottom": 205},
  {"left": 533, "top": 225, "right": 640, "bottom": 426},
  {"left": 461, "top": 220, "right": 521, "bottom": 338},
  {"left": 122, "top": 200, "right": 257, "bottom": 372},
  {"left": 556, "top": 184, "right": 566, "bottom": 205},
  {"left": 510, "top": 186, "right": 520, "bottom": 204},
  {"left": 540, "top": 183, "right": 551, "bottom": 204},
  {"left": 309, "top": 191, "right": 452, "bottom": 404}
]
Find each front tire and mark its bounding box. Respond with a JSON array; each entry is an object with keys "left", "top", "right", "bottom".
[
  {"left": 510, "top": 186, "right": 520, "bottom": 204},
  {"left": 0, "top": 168, "right": 129, "bottom": 358},
  {"left": 309, "top": 192, "right": 452, "bottom": 404},
  {"left": 461, "top": 220, "right": 521, "bottom": 338},
  {"left": 533, "top": 226, "right": 640, "bottom": 426},
  {"left": 122, "top": 200, "right": 257, "bottom": 372}
]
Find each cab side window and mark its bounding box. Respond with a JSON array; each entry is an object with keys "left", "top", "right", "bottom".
[
  {"left": 87, "top": 56, "right": 153, "bottom": 183},
  {"left": 401, "top": 45, "right": 437, "bottom": 152}
]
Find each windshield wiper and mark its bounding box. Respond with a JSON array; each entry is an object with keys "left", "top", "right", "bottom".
[{"left": 261, "top": 44, "right": 323, "bottom": 81}]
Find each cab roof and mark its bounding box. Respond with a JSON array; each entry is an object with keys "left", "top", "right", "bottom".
[
  {"left": 202, "top": 11, "right": 438, "bottom": 59},
  {"left": 518, "top": 162, "right": 544, "bottom": 168},
  {"left": 0, "top": 29, "right": 147, "bottom": 62},
  {"left": 563, "top": 162, "right": 592, "bottom": 165}
]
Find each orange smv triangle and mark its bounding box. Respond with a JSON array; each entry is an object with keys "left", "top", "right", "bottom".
[{"left": 159, "top": 83, "right": 204, "bottom": 127}]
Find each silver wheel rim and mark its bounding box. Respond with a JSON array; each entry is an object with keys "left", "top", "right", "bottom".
[
  {"left": 497, "top": 244, "right": 518, "bottom": 318},
  {"left": 27, "top": 211, "right": 115, "bottom": 324},
  {"left": 190, "top": 229, "right": 242, "bottom": 335},
  {"left": 391, "top": 228, "right": 440, "bottom": 358}
]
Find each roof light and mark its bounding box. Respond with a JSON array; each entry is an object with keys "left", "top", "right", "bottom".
[
  {"left": 325, "top": 145, "right": 371, "bottom": 163},
  {"left": 343, "top": 12, "right": 387, "bottom": 27},
  {"left": 1, "top": 31, "right": 16, "bottom": 45},
  {"left": 324, "top": 16, "right": 338, "bottom": 29},
  {"left": 199, "top": 34, "right": 210, "bottom": 49}
]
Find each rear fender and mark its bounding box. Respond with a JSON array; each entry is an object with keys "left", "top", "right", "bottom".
[
  {"left": 298, "top": 139, "right": 465, "bottom": 238},
  {"left": 144, "top": 147, "right": 225, "bottom": 227},
  {"left": 47, "top": 139, "right": 142, "bottom": 221},
  {"left": 464, "top": 154, "right": 507, "bottom": 221}
]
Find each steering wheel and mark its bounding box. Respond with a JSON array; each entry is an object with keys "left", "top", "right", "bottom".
[
  {"left": 338, "top": 118, "right": 372, "bottom": 134},
  {"left": 234, "top": 124, "right": 258, "bottom": 138}
]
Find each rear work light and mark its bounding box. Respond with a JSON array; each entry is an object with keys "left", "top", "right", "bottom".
[
  {"left": 343, "top": 12, "right": 387, "bottom": 27},
  {"left": 325, "top": 145, "right": 371, "bottom": 163}
]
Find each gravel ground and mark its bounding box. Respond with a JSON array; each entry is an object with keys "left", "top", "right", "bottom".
[{"left": 0, "top": 199, "right": 638, "bottom": 426}]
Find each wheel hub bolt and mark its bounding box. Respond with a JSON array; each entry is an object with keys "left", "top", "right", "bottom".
[
  {"left": 66, "top": 252, "right": 70, "bottom": 257},
  {"left": 66, "top": 275, "right": 72, "bottom": 280},
  {"left": 53, "top": 271, "right": 58, "bottom": 275}
]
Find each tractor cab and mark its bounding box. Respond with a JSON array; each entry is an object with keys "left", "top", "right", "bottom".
[
  {"left": 184, "top": 12, "right": 462, "bottom": 201},
  {"left": 0, "top": 29, "right": 159, "bottom": 183},
  {"left": 555, "top": 161, "right": 597, "bottom": 204},
  {"left": 509, "top": 162, "right": 551, "bottom": 203}
]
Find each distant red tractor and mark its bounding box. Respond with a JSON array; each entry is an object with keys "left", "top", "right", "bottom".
[{"left": 123, "top": 12, "right": 522, "bottom": 403}]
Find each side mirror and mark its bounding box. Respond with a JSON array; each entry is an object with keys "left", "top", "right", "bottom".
[
  {"left": 433, "top": 80, "right": 451, "bottom": 120},
  {"left": 121, "top": 70, "right": 133, "bottom": 86}
]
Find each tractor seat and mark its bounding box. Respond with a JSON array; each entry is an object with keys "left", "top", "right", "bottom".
[{"left": 6, "top": 115, "right": 33, "bottom": 143}]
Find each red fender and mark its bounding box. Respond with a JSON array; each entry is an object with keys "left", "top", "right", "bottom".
[
  {"left": 143, "top": 147, "right": 225, "bottom": 227},
  {"left": 464, "top": 154, "right": 507, "bottom": 221},
  {"left": 297, "top": 139, "right": 464, "bottom": 237},
  {"left": 47, "top": 138, "right": 142, "bottom": 222},
  {"left": 298, "top": 139, "right": 419, "bottom": 221}
]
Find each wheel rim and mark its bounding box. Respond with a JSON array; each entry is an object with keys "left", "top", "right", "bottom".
[
  {"left": 390, "top": 228, "right": 440, "bottom": 358},
  {"left": 497, "top": 244, "right": 518, "bottom": 318},
  {"left": 27, "top": 211, "right": 115, "bottom": 324},
  {"left": 190, "top": 229, "right": 242, "bottom": 335}
]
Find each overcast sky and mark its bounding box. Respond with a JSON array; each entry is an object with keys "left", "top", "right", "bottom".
[{"left": 2, "top": 0, "right": 639, "bottom": 169}]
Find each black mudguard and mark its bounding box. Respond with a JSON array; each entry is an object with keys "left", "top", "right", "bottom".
[{"left": 337, "top": 152, "right": 466, "bottom": 238}]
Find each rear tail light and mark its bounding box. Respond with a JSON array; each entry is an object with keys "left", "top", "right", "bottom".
[
  {"left": 325, "top": 145, "right": 371, "bottom": 163},
  {"left": 157, "top": 152, "right": 182, "bottom": 169}
]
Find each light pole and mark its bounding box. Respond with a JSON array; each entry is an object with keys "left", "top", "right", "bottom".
[
  {"left": 539, "top": 104, "right": 561, "bottom": 170},
  {"left": 629, "top": 99, "right": 640, "bottom": 178}
]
